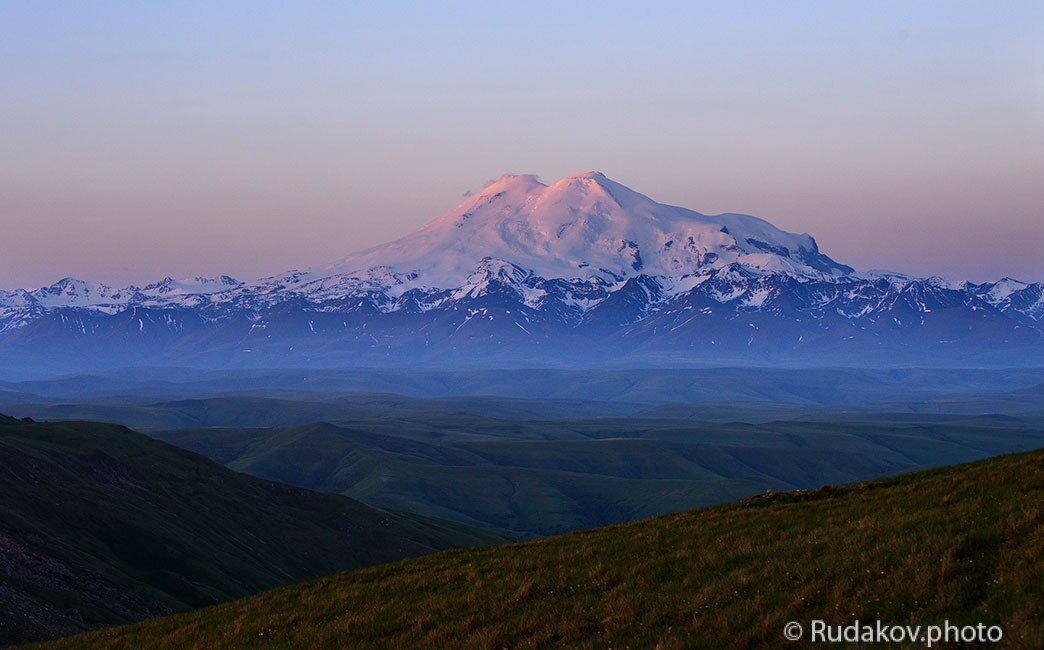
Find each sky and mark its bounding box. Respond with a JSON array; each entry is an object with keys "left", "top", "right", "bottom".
[{"left": 1, "top": 1, "right": 1042, "bottom": 289}]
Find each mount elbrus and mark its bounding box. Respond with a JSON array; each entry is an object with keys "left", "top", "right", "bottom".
[{"left": 2, "top": 172, "right": 1041, "bottom": 372}]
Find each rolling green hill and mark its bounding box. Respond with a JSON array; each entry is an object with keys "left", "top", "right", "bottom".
[
  {"left": 154, "top": 413, "right": 1044, "bottom": 536},
  {"left": 42, "top": 449, "right": 1044, "bottom": 649},
  {"left": 0, "top": 415, "right": 500, "bottom": 646}
]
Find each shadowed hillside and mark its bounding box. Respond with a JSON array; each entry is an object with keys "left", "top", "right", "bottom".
[
  {"left": 44, "top": 449, "right": 1044, "bottom": 649},
  {"left": 0, "top": 415, "right": 500, "bottom": 645}
]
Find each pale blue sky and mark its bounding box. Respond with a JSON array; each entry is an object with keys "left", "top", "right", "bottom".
[{"left": 1, "top": 1, "right": 1042, "bottom": 287}]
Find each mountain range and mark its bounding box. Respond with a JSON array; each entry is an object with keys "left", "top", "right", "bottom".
[{"left": 2, "top": 172, "right": 1041, "bottom": 374}]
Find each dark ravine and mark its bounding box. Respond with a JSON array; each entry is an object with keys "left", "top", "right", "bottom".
[{"left": 0, "top": 415, "right": 501, "bottom": 646}]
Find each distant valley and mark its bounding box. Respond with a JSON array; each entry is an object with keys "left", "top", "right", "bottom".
[
  {"left": 153, "top": 412, "right": 1044, "bottom": 536},
  {"left": 4, "top": 367, "right": 1044, "bottom": 538}
]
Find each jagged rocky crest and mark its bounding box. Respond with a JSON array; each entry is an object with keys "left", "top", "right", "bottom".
[{"left": 1, "top": 173, "right": 1041, "bottom": 372}]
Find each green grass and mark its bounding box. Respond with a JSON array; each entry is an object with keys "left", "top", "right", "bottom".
[
  {"left": 40, "top": 448, "right": 1044, "bottom": 649},
  {"left": 154, "top": 413, "right": 1044, "bottom": 536}
]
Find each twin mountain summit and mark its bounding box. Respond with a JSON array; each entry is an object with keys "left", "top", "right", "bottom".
[{"left": 2, "top": 171, "right": 1041, "bottom": 373}]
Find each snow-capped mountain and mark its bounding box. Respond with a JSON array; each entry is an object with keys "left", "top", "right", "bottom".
[
  {"left": 325, "top": 172, "right": 852, "bottom": 288},
  {"left": 1, "top": 172, "right": 1041, "bottom": 374}
]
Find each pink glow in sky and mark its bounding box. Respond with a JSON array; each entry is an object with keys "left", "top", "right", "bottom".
[{"left": 1, "top": 2, "right": 1042, "bottom": 289}]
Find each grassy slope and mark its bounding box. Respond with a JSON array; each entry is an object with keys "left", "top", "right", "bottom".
[
  {"left": 0, "top": 416, "right": 501, "bottom": 645},
  {"left": 44, "top": 449, "right": 1044, "bottom": 649}
]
